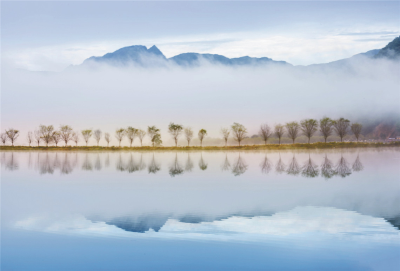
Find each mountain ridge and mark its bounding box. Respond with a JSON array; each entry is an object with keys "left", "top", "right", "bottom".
[{"left": 74, "top": 36, "right": 400, "bottom": 70}]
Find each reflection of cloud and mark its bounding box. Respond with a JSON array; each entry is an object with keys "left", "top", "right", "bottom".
[{"left": 14, "top": 207, "right": 400, "bottom": 243}]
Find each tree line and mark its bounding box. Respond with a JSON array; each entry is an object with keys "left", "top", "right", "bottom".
[{"left": 0, "top": 118, "right": 363, "bottom": 147}]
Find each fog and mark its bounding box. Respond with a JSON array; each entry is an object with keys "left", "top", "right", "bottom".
[{"left": 1, "top": 56, "right": 399, "bottom": 146}]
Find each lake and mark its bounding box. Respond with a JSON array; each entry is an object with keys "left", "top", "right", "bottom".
[{"left": 1, "top": 149, "right": 400, "bottom": 270}]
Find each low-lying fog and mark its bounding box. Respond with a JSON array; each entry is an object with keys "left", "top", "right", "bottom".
[{"left": 1, "top": 57, "right": 399, "bottom": 146}]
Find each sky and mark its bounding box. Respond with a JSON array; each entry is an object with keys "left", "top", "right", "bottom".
[{"left": 2, "top": 1, "right": 400, "bottom": 71}]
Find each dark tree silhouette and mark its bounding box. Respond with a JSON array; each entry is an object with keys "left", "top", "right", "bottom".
[{"left": 319, "top": 117, "right": 333, "bottom": 143}]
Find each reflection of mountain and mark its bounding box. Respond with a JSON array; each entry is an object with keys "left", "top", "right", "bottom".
[
  {"left": 386, "top": 216, "right": 400, "bottom": 230},
  {"left": 102, "top": 215, "right": 170, "bottom": 233},
  {"left": 91, "top": 211, "right": 276, "bottom": 233},
  {"left": 17, "top": 208, "right": 400, "bottom": 242}
]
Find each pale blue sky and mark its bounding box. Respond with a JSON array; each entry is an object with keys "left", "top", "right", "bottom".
[{"left": 2, "top": 1, "right": 400, "bottom": 70}]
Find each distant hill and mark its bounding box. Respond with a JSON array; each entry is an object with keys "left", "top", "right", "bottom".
[{"left": 374, "top": 36, "right": 400, "bottom": 59}]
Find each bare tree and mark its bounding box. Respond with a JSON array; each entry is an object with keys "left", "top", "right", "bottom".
[
  {"left": 52, "top": 132, "right": 62, "bottom": 147},
  {"left": 351, "top": 123, "right": 363, "bottom": 142},
  {"left": 104, "top": 132, "right": 111, "bottom": 147},
  {"left": 72, "top": 132, "right": 79, "bottom": 146},
  {"left": 285, "top": 122, "right": 300, "bottom": 144},
  {"left": 320, "top": 117, "right": 333, "bottom": 143},
  {"left": 27, "top": 131, "right": 33, "bottom": 146},
  {"left": 81, "top": 129, "right": 93, "bottom": 146},
  {"left": 184, "top": 127, "right": 194, "bottom": 146},
  {"left": 332, "top": 118, "right": 351, "bottom": 142},
  {"left": 5, "top": 129, "right": 19, "bottom": 146},
  {"left": 34, "top": 130, "right": 41, "bottom": 146},
  {"left": 198, "top": 129, "right": 207, "bottom": 147},
  {"left": 259, "top": 124, "right": 272, "bottom": 145},
  {"left": 274, "top": 124, "right": 285, "bottom": 145},
  {"left": 93, "top": 129, "right": 102, "bottom": 146},
  {"left": 220, "top": 128, "right": 230, "bottom": 147},
  {"left": 148, "top": 126, "right": 162, "bottom": 147},
  {"left": 126, "top": 127, "right": 137, "bottom": 147},
  {"left": 39, "top": 125, "right": 55, "bottom": 147},
  {"left": 231, "top": 123, "right": 247, "bottom": 146},
  {"left": 60, "top": 125, "right": 73, "bottom": 146},
  {"left": 168, "top": 123, "right": 183, "bottom": 147},
  {"left": 1, "top": 133, "right": 9, "bottom": 145},
  {"left": 137, "top": 129, "right": 146, "bottom": 146},
  {"left": 300, "top": 119, "right": 318, "bottom": 144},
  {"left": 115, "top": 128, "right": 126, "bottom": 147}
]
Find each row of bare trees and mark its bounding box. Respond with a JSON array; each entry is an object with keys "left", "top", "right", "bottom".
[
  {"left": 258, "top": 118, "right": 362, "bottom": 145},
  {"left": 0, "top": 118, "right": 363, "bottom": 147}
]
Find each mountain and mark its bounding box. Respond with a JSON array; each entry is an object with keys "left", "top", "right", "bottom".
[
  {"left": 82, "top": 45, "right": 167, "bottom": 67},
  {"left": 79, "top": 45, "right": 290, "bottom": 68},
  {"left": 374, "top": 36, "right": 400, "bottom": 59},
  {"left": 73, "top": 36, "right": 399, "bottom": 70},
  {"left": 170, "top": 53, "right": 288, "bottom": 67}
]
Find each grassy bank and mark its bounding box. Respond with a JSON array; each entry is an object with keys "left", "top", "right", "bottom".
[{"left": 1, "top": 142, "right": 399, "bottom": 151}]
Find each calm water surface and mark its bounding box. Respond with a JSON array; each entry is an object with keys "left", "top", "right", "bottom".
[{"left": 1, "top": 149, "right": 400, "bottom": 270}]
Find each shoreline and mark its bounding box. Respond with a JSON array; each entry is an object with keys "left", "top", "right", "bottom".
[{"left": 1, "top": 142, "right": 399, "bottom": 151}]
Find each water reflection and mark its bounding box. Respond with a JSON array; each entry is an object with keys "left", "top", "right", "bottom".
[
  {"left": 260, "top": 155, "right": 273, "bottom": 174},
  {"left": 148, "top": 154, "right": 161, "bottom": 174},
  {"left": 0, "top": 151, "right": 367, "bottom": 179},
  {"left": 221, "top": 154, "right": 231, "bottom": 171},
  {"left": 335, "top": 155, "right": 352, "bottom": 178},
  {"left": 169, "top": 154, "right": 184, "bottom": 177},
  {"left": 198, "top": 154, "right": 208, "bottom": 171},
  {"left": 286, "top": 155, "right": 301, "bottom": 176},
  {"left": 321, "top": 155, "right": 335, "bottom": 179},
  {"left": 301, "top": 155, "right": 319, "bottom": 178},
  {"left": 231, "top": 155, "right": 248, "bottom": 176}
]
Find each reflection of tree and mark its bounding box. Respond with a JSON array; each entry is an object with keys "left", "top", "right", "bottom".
[
  {"left": 286, "top": 156, "right": 301, "bottom": 176},
  {"left": 169, "top": 154, "right": 184, "bottom": 177},
  {"left": 116, "top": 154, "right": 125, "bottom": 172},
  {"left": 148, "top": 154, "right": 161, "bottom": 174},
  {"left": 335, "top": 155, "right": 352, "bottom": 178},
  {"left": 38, "top": 153, "right": 54, "bottom": 174},
  {"left": 60, "top": 153, "right": 73, "bottom": 174},
  {"left": 301, "top": 155, "right": 319, "bottom": 178},
  {"left": 232, "top": 154, "right": 248, "bottom": 176},
  {"left": 321, "top": 155, "right": 335, "bottom": 179},
  {"left": 185, "top": 154, "right": 194, "bottom": 172},
  {"left": 198, "top": 154, "right": 208, "bottom": 171},
  {"left": 352, "top": 155, "right": 364, "bottom": 172},
  {"left": 94, "top": 154, "right": 102, "bottom": 171},
  {"left": 221, "top": 154, "right": 231, "bottom": 171},
  {"left": 126, "top": 154, "right": 146, "bottom": 173},
  {"left": 260, "top": 155, "right": 273, "bottom": 174},
  {"left": 5, "top": 152, "right": 19, "bottom": 171},
  {"left": 105, "top": 154, "right": 110, "bottom": 167},
  {"left": 82, "top": 154, "right": 93, "bottom": 171},
  {"left": 275, "top": 154, "right": 286, "bottom": 174}
]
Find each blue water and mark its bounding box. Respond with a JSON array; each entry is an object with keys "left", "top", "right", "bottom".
[{"left": 1, "top": 149, "right": 400, "bottom": 270}]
